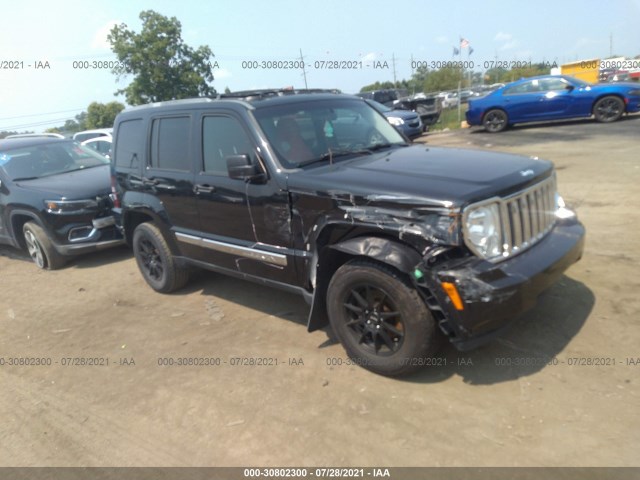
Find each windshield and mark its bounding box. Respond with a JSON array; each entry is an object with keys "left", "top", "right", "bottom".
[
  {"left": 0, "top": 141, "right": 109, "bottom": 181},
  {"left": 253, "top": 98, "right": 407, "bottom": 168},
  {"left": 366, "top": 100, "right": 392, "bottom": 113}
]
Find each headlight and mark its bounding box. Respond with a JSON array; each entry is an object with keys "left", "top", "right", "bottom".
[
  {"left": 45, "top": 199, "right": 98, "bottom": 214},
  {"left": 555, "top": 193, "right": 576, "bottom": 220},
  {"left": 387, "top": 116, "right": 405, "bottom": 126},
  {"left": 463, "top": 202, "right": 503, "bottom": 259}
]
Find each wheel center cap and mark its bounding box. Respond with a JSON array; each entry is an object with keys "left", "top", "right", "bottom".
[{"left": 367, "top": 311, "right": 381, "bottom": 325}]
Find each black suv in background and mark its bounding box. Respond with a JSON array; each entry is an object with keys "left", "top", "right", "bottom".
[
  {"left": 112, "top": 90, "right": 585, "bottom": 376},
  {"left": 0, "top": 138, "right": 123, "bottom": 269}
]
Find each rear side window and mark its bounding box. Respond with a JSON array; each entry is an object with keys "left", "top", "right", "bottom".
[
  {"left": 150, "top": 116, "right": 191, "bottom": 171},
  {"left": 202, "top": 116, "right": 254, "bottom": 175},
  {"left": 504, "top": 81, "right": 534, "bottom": 95},
  {"left": 115, "top": 119, "right": 143, "bottom": 168}
]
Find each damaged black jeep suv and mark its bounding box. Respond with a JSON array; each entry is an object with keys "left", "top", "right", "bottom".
[{"left": 112, "top": 90, "right": 585, "bottom": 376}]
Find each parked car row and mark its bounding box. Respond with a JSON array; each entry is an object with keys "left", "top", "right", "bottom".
[
  {"left": 437, "top": 84, "right": 505, "bottom": 109},
  {"left": 354, "top": 89, "right": 442, "bottom": 131}
]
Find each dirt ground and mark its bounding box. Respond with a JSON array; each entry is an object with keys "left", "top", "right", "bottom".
[{"left": 1, "top": 116, "right": 639, "bottom": 467}]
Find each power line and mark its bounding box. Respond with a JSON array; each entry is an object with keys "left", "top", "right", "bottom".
[
  {"left": 0, "top": 116, "right": 80, "bottom": 131},
  {"left": 0, "top": 108, "right": 85, "bottom": 122}
]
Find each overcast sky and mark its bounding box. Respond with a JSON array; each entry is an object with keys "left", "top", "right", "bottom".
[{"left": 1, "top": 0, "right": 639, "bottom": 132}]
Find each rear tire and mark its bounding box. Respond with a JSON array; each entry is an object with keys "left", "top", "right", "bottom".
[
  {"left": 22, "top": 221, "right": 66, "bottom": 270},
  {"left": 327, "top": 259, "right": 443, "bottom": 376},
  {"left": 483, "top": 109, "right": 508, "bottom": 133},
  {"left": 132, "top": 223, "right": 189, "bottom": 293},
  {"left": 593, "top": 96, "right": 624, "bottom": 123}
]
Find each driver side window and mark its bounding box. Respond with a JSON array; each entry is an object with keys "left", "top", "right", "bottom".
[{"left": 202, "top": 116, "right": 255, "bottom": 175}]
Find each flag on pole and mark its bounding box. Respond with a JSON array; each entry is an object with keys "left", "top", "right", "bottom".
[
  {"left": 460, "top": 38, "right": 470, "bottom": 49},
  {"left": 453, "top": 46, "right": 460, "bottom": 56}
]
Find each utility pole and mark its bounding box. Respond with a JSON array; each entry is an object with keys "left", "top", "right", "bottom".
[
  {"left": 299, "top": 49, "right": 308, "bottom": 89},
  {"left": 609, "top": 33, "right": 613, "bottom": 57},
  {"left": 410, "top": 54, "right": 415, "bottom": 94},
  {"left": 392, "top": 53, "right": 397, "bottom": 85}
]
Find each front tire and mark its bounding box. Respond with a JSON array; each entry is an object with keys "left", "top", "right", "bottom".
[
  {"left": 327, "top": 260, "right": 443, "bottom": 376},
  {"left": 132, "top": 223, "right": 189, "bottom": 293},
  {"left": 483, "top": 109, "right": 508, "bottom": 132},
  {"left": 593, "top": 96, "right": 624, "bottom": 123},
  {"left": 22, "top": 221, "right": 66, "bottom": 270}
]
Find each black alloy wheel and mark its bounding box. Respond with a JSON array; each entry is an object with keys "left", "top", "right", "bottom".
[
  {"left": 327, "top": 260, "right": 443, "bottom": 376},
  {"left": 132, "top": 223, "right": 189, "bottom": 293},
  {"left": 593, "top": 96, "right": 624, "bottom": 123},
  {"left": 483, "top": 109, "right": 508, "bottom": 133}
]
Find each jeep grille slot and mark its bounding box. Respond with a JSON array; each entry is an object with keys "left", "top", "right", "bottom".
[{"left": 501, "top": 175, "right": 557, "bottom": 256}]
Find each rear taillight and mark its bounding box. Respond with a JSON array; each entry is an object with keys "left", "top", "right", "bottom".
[{"left": 110, "top": 175, "right": 121, "bottom": 208}]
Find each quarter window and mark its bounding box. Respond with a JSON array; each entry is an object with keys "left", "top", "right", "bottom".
[
  {"left": 150, "top": 116, "right": 191, "bottom": 171},
  {"left": 115, "top": 119, "right": 142, "bottom": 168}
]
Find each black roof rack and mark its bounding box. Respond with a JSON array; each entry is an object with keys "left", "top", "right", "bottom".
[{"left": 215, "top": 88, "right": 342, "bottom": 101}]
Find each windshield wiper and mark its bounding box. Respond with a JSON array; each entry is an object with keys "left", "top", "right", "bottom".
[
  {"left": 296, "top": 148, "right": 373, "bottom": 168},
  {"left": 12, "top": 176, "right": 40, "bottom": 181},
  {"left": 368, "top": 142, "right": 408, "bottom": 151},
  {"left": 62, "top": 164, "right": 103, "bottom": 173}
]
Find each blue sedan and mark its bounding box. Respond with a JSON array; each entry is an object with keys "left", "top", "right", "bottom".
[{"left": 466, "top": 75, "right": 640, "bottom": 132}]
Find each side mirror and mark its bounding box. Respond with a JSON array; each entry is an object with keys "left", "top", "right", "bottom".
[
  {"left": 565, "top": 84, "right": 575, "bottom": 92},
  {"left": 227, "top": 154, "right": 266, "bottom": 182}
]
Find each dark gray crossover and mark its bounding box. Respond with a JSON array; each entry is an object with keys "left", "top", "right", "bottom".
[
  {"left": 112, "top": 90, "right": 585, "bottom": 376},
  {"left": 0, "top": 137, "right": 123, "bottom": 269}
]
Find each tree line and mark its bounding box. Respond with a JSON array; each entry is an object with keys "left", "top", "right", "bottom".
[{"left": 359, "top": 63, "right": 553, "bottom": 94}]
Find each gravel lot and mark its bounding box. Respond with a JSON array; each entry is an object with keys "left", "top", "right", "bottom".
[{"left": 1, "top": 115, "right": 639, "bottom": 467}]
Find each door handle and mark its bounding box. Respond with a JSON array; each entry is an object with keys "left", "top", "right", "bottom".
[{"left": 194, "top": 184, "right": 216, "bottom": 194}]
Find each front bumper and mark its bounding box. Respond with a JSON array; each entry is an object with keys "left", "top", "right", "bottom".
[
  {"left": 52, "top": 215, "right": 124, "bottom": 255},
  {"left": 421, "top": 218, "right": 585, "bottom": 350}
]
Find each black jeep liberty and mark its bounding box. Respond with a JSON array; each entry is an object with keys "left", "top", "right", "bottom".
[{"left": 112, "top": 90, "right": 585, "bottom": 376}]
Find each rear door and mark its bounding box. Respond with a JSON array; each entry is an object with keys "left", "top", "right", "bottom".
[
  {"left": 501, "top": 80, "right": 545, "bottom": 122},
  {"left": 144, "top": 114, "right": 199, "bottom": 238}
]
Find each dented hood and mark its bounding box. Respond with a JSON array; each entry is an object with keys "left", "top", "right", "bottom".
[{"left": 287, "top": 145, "right": 553, "bottom": 208}]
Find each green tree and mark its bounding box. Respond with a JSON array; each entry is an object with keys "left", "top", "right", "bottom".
[
  {"left": 359, "top": 79, "right": 410, "bottom": 93},
  {"left": 85, "top": 101, "right": 125, "bottom": 129},
  {"left": 0, "top": 130, "right": 29, "bottom": 139},
  {"left": 423, "top": 66, "right": 464, "bottom": 92},
  {"left": 484, "top": 67, "right": 508, "bottom": 84},
  {"left": 108, "top": 10, "right": 215, "bottom": 104},
  {"left": 490, "top": 63, "right": 550, "bottom": 84},
  {"left": 51, "top": 112, "right": 87, "bottom": 134}
]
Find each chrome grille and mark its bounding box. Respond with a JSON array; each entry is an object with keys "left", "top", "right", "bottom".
[{"left": 500, "top": 175, "right": 557, "bottom": 256}]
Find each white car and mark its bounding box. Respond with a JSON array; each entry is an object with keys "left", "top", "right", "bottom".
[
  {"left": 81, "top": 136, "right": 112, "bottom": 159},
  {"left": 439, "top": 92, "right": 459, "bottom": 108},
  {"left": 5, "top": 133, "right": 65, "bottom": 139},
  {"left": 73, "top": 128, "right": 113, "bottom": 143}
]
